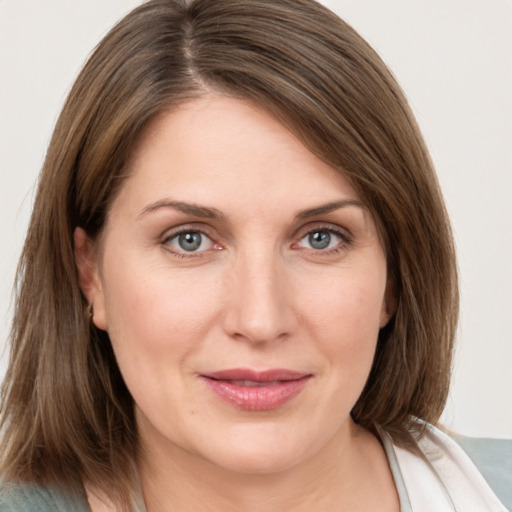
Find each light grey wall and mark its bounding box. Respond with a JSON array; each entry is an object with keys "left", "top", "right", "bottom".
[{"left": 1, "top": 0, "right": 511, "bottom": 438}]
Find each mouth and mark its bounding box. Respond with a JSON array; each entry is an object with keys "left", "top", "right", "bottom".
[{"left": 200, "top": 369, "right": 312, "bottom": 411}]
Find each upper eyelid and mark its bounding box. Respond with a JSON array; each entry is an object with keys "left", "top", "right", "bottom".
[
  {"left": 294, "top": 222, "right": 352, "bottom": 240},
  {"left": 160, "top": 223, "right": 216, "bottom": 240}
]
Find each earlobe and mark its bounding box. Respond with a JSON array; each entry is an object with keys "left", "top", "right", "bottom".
[
  {"left": 379, "top": 277, "right": 396, "bottom": 328},
  {"left": 73, "top": 227, "right": 108, "bottom": 330}
]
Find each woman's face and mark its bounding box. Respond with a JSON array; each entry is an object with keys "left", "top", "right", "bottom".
[{"left": 78, "top": 94, "right": 391, "bottom": 475}]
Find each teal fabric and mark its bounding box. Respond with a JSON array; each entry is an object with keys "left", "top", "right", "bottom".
[
  {"left": 0, "top": 483, "right": 90, "bottom": 512},
  {"left": 453, "top": 434, "right": 512, "bottom": 511}
]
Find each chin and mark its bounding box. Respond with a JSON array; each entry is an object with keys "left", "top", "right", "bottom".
[
  {"left": 196, "top": 425, "right": 319, "bottom": 476},
  {"left": 210, "top": 447, "right": 305, "bottom": 476}
]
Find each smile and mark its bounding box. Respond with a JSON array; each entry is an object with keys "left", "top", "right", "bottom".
[{"left": 200, "top": 369, "right": 312, "bottom": 411}]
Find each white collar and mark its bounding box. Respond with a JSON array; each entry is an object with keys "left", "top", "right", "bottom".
[{"left": 381, "top": 423, "right": 508, "bottom": 512}]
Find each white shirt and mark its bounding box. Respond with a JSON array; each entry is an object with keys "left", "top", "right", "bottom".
[{"left": 381, "top": 423, "right": 508, "bottom": 512}]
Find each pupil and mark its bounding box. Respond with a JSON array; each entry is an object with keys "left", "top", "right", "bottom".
[
  {"left": 309, "top": 231, "right": 330, "bottom": 250},
  {"left": 179, "top": 232, "right": 202, "bottom": 251}
]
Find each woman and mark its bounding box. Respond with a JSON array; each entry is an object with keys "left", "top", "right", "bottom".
[{"left": 0, "top": 0, "right": 509, "bottom": 511}]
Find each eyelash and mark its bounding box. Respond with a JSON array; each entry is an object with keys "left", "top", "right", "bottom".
[
  {"left": 294, "top": 225, "right": 353, "bottom": 255},
  {"left": 161, "top": 227, "right": 218, "bottom": 258},
  {"left": 160, "top": 224, "right": 353, "bottom": 258}
]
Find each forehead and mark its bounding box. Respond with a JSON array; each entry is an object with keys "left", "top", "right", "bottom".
[{"left": 120, "top": 94, "right": 360, "bottom": 209}]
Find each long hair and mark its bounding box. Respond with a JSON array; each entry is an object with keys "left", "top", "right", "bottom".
[{"left": 0, "top": 0, "right": 458, "bottom": 506}]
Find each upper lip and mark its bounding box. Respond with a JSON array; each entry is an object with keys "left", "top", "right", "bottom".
[{"left": 201, "top": 368, "right": 310, "bottom": 382}]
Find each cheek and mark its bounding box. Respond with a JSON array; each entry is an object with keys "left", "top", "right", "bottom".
[
  {"left": 100, "top": 257, "right": 222, "bottom": 367},
  {"left": 99, "top": 261, "right": 224, "bottom": 427},
  {"left": 298, "top": 264, "right": 386, "bottom": 397},
  {"left": 301, "top": 269, "right": 386, "bottom": 342}
]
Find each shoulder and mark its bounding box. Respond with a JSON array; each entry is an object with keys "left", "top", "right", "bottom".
[
  {"left": 383, "top": 423, "right": 510, "bottom": 511},
  {"left": 0, "top": 482, "right": 90, "bottom": 512},
  {"left": 416, "top": 424, "right": 512, "bottom": 511},
  {"left": 451, "top": 432, "right": 512, "bottom": 511}
]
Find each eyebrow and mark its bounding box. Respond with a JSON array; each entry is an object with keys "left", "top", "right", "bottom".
[
  {"left": 138, "top": 198, "right": 364, "bottom": 221},
  {"left": 295, "top": 199, "right": 365, "bottom": 220},
  {"left": 138, "top": 200, "right": 226, "bottom": 220}
]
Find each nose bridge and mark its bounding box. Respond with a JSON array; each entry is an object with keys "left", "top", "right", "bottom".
[{"left": 223, "top": 245, "right": 296, "bottom": 344}]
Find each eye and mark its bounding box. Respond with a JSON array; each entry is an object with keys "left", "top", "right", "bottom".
[
  {"left": 298, "top": 229, "right": 345, "bottom": 251},
  {"left": 165, "top": 230, "right": 214, "bottom": 253}
]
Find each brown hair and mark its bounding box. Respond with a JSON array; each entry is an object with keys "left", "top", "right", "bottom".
[{"left": 0, "top": 0, "right": 458, "bottom": 506}]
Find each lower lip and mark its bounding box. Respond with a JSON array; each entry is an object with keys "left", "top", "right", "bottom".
[{"left": 202, "top": 376, "right": 311, "bottom": 411}]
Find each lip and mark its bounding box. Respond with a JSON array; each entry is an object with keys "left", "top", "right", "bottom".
[{"left": 200, "top": 368, "right": 312, "bottom": 411}]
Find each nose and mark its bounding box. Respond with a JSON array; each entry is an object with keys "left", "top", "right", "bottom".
[{"left": 222, "top": 250, "right": 298, "bottom": 345}]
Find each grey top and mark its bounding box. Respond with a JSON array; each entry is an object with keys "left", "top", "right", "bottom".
[
  {"left": 453, "top": 433, "right": 512, "bottom": 508},
  {"left": 0, "top": 483, "right": 90, "bottom": 511},
  {"left": 380, "top": 430, "right": 512, "bottom": 512},
  {"left": 0, "top": 435, "right": 510, "bottom": 511}
]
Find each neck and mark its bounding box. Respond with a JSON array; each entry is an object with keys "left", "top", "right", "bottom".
[{"left": 137, "top": 420, "right": 399, "bottom": 512}]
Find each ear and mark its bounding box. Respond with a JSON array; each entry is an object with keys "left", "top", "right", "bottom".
[
  {"left": 379, "top": 276, "right": 396, "bottom": 328},
  {"left": 73, "top": 227, "right": 108, "bottom": 330}
]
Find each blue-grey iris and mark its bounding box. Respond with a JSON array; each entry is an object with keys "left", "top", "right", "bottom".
[
  {"left": 178, "top": 232, "right": 202, "bottom": 251},
  {"left": 309, "top": 231, "right": 331, "bottom": 250}
]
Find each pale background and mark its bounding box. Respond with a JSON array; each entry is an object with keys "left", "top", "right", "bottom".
[{"left": 0, "top": 0, "right": 510, "bottom": 438}]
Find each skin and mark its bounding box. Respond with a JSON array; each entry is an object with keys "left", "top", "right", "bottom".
[{"left": 76, "top": 94, "right": 398, "bottom": 511}]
